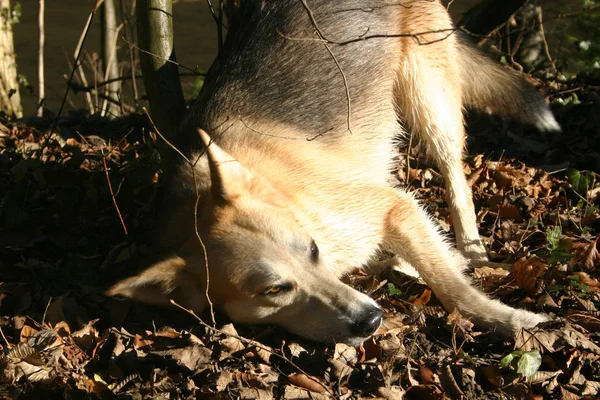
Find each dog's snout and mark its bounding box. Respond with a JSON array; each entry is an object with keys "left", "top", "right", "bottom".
[{"left": 350, "top": 305, "right": 383, "bottom": 338}]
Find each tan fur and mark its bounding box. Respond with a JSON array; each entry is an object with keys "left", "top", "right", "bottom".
[{"left": 108, "top": 0, "right": 556, "bottom": 345}]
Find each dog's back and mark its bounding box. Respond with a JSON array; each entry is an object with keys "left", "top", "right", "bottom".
[{"left": 189, "top": 0, "right": 404, "bottom": 179}]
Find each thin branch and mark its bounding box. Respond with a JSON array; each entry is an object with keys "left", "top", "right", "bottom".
[
  {"left": 536, "top": 5, "right": 555, "bottom": 71},
  {"left": 103, "top": 156, "right": 129, "bottom": 236},
  {"left": 69, "top": 71, "right": 205, "bottom": 92},
  {"left": 323, "top": 42, "right": 353, "bottom": 134},
  {"left": 142, "top": 108, "right": 216, "bottom": 325},
  {"left": 121, "top": 36, "right": 204, "bottom": 75},
  {"left": 101, "top": 18, "right": 125, "bottom": 117},
  {"left": 142, "top": 107, "right": 190, "bottom": 163},
  {"left": 46, "top": 0, "right": 102, "bottom": 148},
  {"left": 556, "top": 3, "right": 600, "bottom": 19},
  {"left": 238, "top": 117, "right": 303, "bottom": 141},
  {"left": 119, "top": 0, "right": 140, "bottom": 104},
  {"left": 405, "top": 130, "right": 414, "bottom": 185},
  {"left": 298, "top": 0, "right": 353, "bottom": 134},
  {"left": 41, "top": 296, "right": 52, "bottom": 326},
  {"left": 170, "top": 299, "right": 334, "bottom": 396},
  {"left": 284, "top": 0, "right": 458, "bottom": 47}
]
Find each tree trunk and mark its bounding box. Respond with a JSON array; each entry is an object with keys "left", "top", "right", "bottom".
[
  {"left": 0, "top": 0, "right": 22, "bottom": 118},
  {"left": 102, "top": 0, "right": 121, "bottom": 117},
  {"left": 37, "top": 0, "right": 45, "bottom": 117},
  {"left": 137, "top": 0, "right": 185, "bottom": 160}
]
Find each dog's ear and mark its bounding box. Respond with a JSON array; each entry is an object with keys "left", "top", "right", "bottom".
[
  {"left": 106, "top": 257, "right": 207, "bottom": 311},
  {"left": 198, "top": 129, "right": 254, "bottom": 203}
]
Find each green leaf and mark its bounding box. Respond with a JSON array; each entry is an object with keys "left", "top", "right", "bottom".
[
  {"left": 191, "top": 75, "right": 205, "bottom": 98},
  {"left": 11, "top": 2, "right": 21, "bottom": 24},
  {"left": 501, "top": 350, "right": 523, "bottom": 368},
  {"left": 545, "top": 226, "right": 562, "bottom": 250},
  {"left": 549, "top": 238, "right": 574, "bottom": 264},
  {"left": 386, "top": 283, "right": 403, "bottom": 297},
  {"left": 516, "top": 350, "right": 542, "bottom": 380},
  {"left": 566, "top": 169, "right": 595, "bottom": 198}
]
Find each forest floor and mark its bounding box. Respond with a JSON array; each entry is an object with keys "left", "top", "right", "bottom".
[{"left": 0, "top": 74, "right": 599, "bottom": 399}]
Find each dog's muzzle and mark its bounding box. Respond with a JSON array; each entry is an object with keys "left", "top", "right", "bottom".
[{"left": 350, "top": 304, "right": 383, "bottom": 338}]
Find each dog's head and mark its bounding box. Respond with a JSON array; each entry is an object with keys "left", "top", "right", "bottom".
[{"left": 107, "top": 130, "right": 382, "bottom": 346}]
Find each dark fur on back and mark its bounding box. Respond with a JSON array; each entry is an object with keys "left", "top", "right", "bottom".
[{"left": 189, "top": 1, "right": 401, "bottom": 143}]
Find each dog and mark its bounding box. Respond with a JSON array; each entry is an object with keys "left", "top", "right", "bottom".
[{"left": 108, "top": 0, "right": 558, "bottom": 346}]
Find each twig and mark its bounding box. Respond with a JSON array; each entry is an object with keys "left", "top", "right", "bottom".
[
  {"left": 298, "top": 0, "right": 353, "bottom": 134},
  {"left": 217, "top": 0, "right": 224, "bottom": 55},
  {"left": 238, "top": 117, "right": 303, "bottom": 141},
  {"left": 556, "top": 4, "right": 600, "bottom": 19},
  {"left": 405, "top": 131, "right": 414, "bottom": 185},
  {"left": 100, "top": 20, "right": 125, "bottom": 117},
  {"left": 121, "top": 37, "right": 204, "bottom": 75},
  {"left": 205, "top": 0, "right": 219, "bottom": 29},
  {"left": 277, "top": 23, "right": 458, "bottom": 47},
  {"left": 41, "top": 296, "right": 52, "bottom": 326},
  {"left": 142, "top": 107, "right": 190, "bottom": 163},
  {"left": 63, "top": 53, "right": 93, "bottom": 113},
  {"left": 142, "top": 108, "right": 216, "bottom": 325},
  {"left": 103, "top": 156, "right": 129, "bottom": 236},
  {"left": 536, "top": 6, "right": 555, "bottom": 72},
  {"left": 0, "top": 327, "right": 11, "bottom": 348},
  {"left": 118, "top": 0, "right": 139, "bottom": 104},
  {"left": 103, "top": 128, "right": 133, "bottom": 160},
  {"left": 46, "top": 0, "right": 102, "bottom": 148},
  {"left": 70, "top": 71, "right": 205, "bottom": 93},
  {"left": 170, "top": 299, "right": 334, "bottom": 396}
]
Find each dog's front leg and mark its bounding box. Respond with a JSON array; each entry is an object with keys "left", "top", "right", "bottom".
[{"left": 380, "top": 189, "right": 548, "bottom": 334}]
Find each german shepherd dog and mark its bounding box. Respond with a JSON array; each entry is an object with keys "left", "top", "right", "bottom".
[{"left": 109, "top": 0, "right": 558, "bottom": 345}]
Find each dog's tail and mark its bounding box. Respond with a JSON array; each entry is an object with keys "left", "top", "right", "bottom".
[{"left": 457, "top": 34, "right": 560, "bottom": 132}]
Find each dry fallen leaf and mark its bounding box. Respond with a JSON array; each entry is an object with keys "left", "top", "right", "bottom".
[
  {"left": 404, "top": 384, "right": 443, "bottom": 400},
  {"left": 215, "top": 370, "right": 234, "bottom": 392},
  {"left": 283, "top": 386, "right": 331, "bottom": 400},
  {"left": 493, "top": 164, "right": 533, "bottom": 189},
  {"left": 19, "top": 325, "right": 39, "bottom": 343},
  {"left": 239, "top": 388, "right": 274, "bottom": 400},
  {"left": 447, "top": 309, "right": 474, "bottom": 334},
  {"left": 411, "top": 288, "right": 432, "bottom": 305},
  {"left": 219, "top": 323, "right": 246, "bottom": 359},
  {"left": 358, "top": 336, "right": 383, "bottom": 362},
  {"left": 516, "top": 322, "right": 600, "bottom": 354},
  {"left": 573, "top": 272, "right": 600, "bottom": 291},
  {"left": 512, "top": 257, "right": 548, "bottom": 296},
  {"left": 333, "top": 342, "right": 358, "bottom": 365},
  {"left": 573, "top": 238, "right": 599, "bottom": 269},
  {"left": 287, "top": 373, "right": 328, "bottom": 394}
]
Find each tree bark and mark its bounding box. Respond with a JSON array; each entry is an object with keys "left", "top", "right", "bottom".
[
  {"left": 137, "top": 0, "right": 185, "bottom": 160},
  {"left": 0, "top": 0, "right": 22, "bottom": 118},
  {"left": 37, "top": 0, "right": 45, "bottom": 117},
  {"left": 102, "top": 0, "right": 121, "bottom": 117}
]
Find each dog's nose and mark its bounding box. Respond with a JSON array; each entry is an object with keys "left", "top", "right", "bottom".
[{"left": 350, "top": 306, "right": 383, "bottom": 337}]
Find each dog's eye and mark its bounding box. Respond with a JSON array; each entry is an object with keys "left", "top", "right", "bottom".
[
  {"left": 262, "top": 283, "right": 293, "bottom": 296},
  {"left": 309, "top": 240, "right": 319, "bottom": 262}
]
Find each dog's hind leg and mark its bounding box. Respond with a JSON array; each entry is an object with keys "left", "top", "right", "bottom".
[
  {"left": 395, "top": 41, "right": 487, "bottom": 261},
  {"left": 380, "top": 189, "right": 548, "bottom": 334}
]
